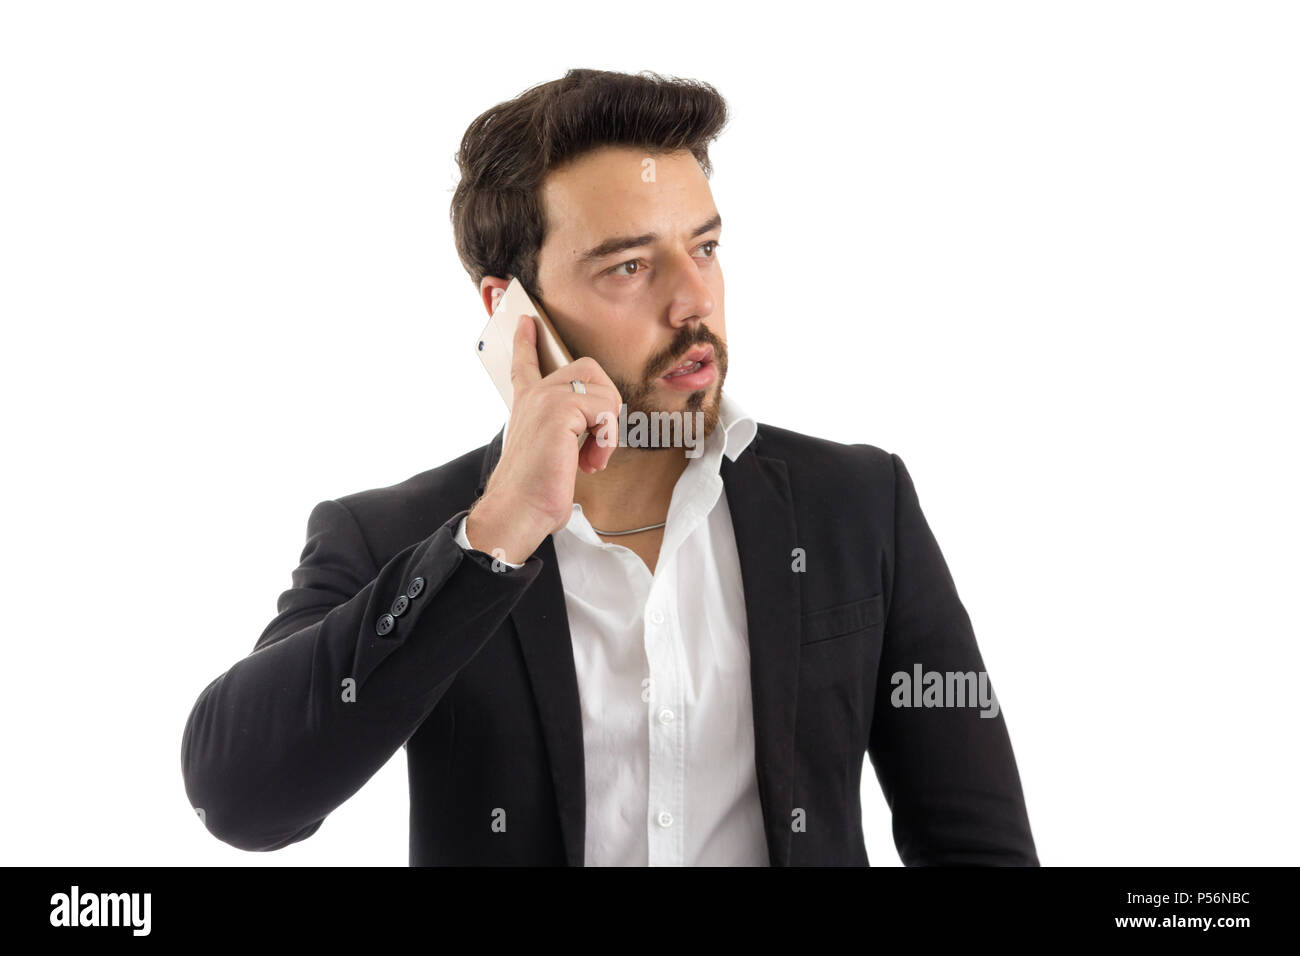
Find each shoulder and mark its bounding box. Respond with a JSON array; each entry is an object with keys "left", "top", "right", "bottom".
[
  {"left": 329, "top": 437, "right": 493, "bottom": 545},
  {"left": 742, "top": 421, "right": 904, "bottom": 548},
  {"left": 751, "top": 420, "right": 895, "bottom": 485}
]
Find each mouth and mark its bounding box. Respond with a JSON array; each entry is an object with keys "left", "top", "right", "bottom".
[
  {"left": 661, "top": 345, "right": 713, "bottom": 378},
  {"left": 659, "top": 345, "right": 717, "bottom": 390}
]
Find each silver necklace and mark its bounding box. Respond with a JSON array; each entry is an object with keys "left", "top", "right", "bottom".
[{"left": 590, "top": 520, "right": 667, "bottom": 536}]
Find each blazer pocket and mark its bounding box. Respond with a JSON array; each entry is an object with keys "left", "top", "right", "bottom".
[{"left": 800, "top": 593, "right": 884, "bottom": 646}]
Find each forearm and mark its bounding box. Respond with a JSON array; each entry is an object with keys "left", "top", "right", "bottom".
[{"left": 180, "top": 505, "right": 542, "bottom": 852}]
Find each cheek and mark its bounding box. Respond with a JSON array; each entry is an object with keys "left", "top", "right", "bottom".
[
  {"left": 591, "top": 327, "right": 657, "bottom": 381},
  {"left": 568, "top": 315, "right": 630, "bottom": 360},
  {"left": 709, "top": 273, "right": 725, "bottom": 331}
]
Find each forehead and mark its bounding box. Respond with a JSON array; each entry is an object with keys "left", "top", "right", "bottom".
[{"left": 539, "top": 146, "right": 715, "bottom": 252}]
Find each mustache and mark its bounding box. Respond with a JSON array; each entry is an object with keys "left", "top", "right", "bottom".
[{"left": 643, "top": 326, "right": 726, "bottom": 380}]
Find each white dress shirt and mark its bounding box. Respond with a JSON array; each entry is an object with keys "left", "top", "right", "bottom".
[{"left": 455, "top": 393, "right": 769, "bottom": 866}]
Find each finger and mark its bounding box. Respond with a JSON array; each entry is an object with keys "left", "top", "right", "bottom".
[
  {"left": 551, "top": 367, "right": 620, "bottom": 470},
  {"left": 548, "top": 392, "right": 618, "bottom": 472},
  {"left": 546, "top": 355, "right": 621, "bottom": 400},
  {"left": 560, "top": 391, "right": 621, "bottom": 437},
  {"left": 509, "top": 314, "right": 543, "bottom": 392},
  {"left": 578, "top": 423, "right": 618, "bottom": 472},
  {"left": 538, "top": 370, "right": 619, "bottom": 409},
  {"left": 577, "top": 399, "right": 620, "bottom": 472}
]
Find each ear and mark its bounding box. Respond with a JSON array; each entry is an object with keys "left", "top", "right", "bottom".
[{"left": 479, "top": 275, "right": 510, "bottom": 316}]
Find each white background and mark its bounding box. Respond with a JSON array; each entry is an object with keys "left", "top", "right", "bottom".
[{"left": 2, "top": 0, "right": 1296, "bottom": 866}]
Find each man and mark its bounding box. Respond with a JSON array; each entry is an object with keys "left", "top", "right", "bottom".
[{"left": 181, "top": 68, "right": 1039, "bottom": 866}]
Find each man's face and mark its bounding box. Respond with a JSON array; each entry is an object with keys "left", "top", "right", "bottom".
[{"left": 533, "top": 145, "right": 728, "bottom": 440}]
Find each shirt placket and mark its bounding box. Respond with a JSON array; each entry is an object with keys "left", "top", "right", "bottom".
[
  {"left": 644, "top": 560, "right": 686, "bottom": 866},
  {"left": 643, "top": 483, "right": 718, "bottom": 866}
]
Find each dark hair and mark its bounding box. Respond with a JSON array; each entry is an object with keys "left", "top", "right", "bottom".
[{"left": 450, "top": 69, "right": 728, "bottom": 299}]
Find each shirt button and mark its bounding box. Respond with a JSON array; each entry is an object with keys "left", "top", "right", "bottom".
[
  {"left": 657, "top": 810, "right": 674, "bottom": 828},
  {"left": 649, "top": 609, "right": 665, "bottom": 625},
  {"left": 658, "top": 708, "right": 675, "bottom": 725}
]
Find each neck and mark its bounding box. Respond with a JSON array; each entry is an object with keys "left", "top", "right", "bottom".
[{"left": 573, "top": 445, "right": 691, "bottom": 533}]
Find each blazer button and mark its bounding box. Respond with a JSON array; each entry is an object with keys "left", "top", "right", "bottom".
[
  {"left": 391, "top": 593, "right": 410, "bottom": 617},
  {"left": 406, "top": 576, "right": 425, "bottom": 600},
  {"left": 375, "top": 613, "right": 395, "bottom": 637}
]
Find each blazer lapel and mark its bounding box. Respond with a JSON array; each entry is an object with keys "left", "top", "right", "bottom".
[
  {"left": 476, "top": 429, "right": 587, "bottom": 867},
  {"left": 720, "top": 437, "right": 801, "bottom": 866},
  {"left": 472, "top": 427, "right": 800, "bottom": 868}
]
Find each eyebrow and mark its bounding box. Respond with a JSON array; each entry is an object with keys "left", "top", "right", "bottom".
[{"left": 578, "top": 213, "right": 722, "bottom": 263}]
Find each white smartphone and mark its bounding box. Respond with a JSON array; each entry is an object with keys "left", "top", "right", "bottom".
[{"left": 475, "top": 277, "right": 589, "bottom": 444}]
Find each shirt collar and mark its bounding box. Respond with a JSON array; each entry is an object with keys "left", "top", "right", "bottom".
[{"left": 714, "top": 392, "right": 758, "bottom": 464}]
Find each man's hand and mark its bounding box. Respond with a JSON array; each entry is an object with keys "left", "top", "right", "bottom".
[{"left": 466, "top": 313, "right": 621, "bottom": 564}]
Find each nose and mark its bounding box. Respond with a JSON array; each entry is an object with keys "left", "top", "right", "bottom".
[{"left": 664, "top": 248, "right": 715, "bottom": 331}]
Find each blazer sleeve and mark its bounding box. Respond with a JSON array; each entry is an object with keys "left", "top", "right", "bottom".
[
  {"left": 180, "top": 499, "right": 543, "bottom": 852},
  {"left": 865, "top": 453, "right": 1040, "bottom": 865}
]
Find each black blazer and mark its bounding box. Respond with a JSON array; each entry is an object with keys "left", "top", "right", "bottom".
[{"left": 181, "top": 422, "right": 1039, "bottom": 866}]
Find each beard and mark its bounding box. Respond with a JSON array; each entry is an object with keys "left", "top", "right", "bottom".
[{"left": 604, "top": 324, "right": 729, "bottom": 447}]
